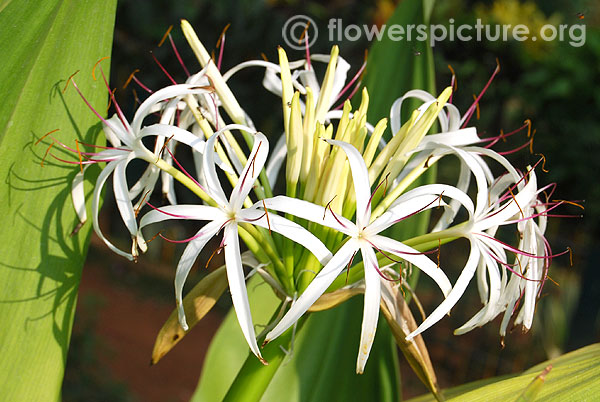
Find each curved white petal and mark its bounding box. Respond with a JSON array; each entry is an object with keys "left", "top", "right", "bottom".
[
  {"left": 454, "top": 241, "right": 502, "bottom": 334},
  {"left": 416, "top": 127, "right": 481, "bottom": 149},
  {"left": 239, "top": 208, "right": 332, "bottom": 264},
  {"left": 265, "top": 240, "right": 359, "bottom": 343},
  {"left": 175, "top": 218, "right": 226, "bottom": 330},
  {"left": 325, "top": 139, "right": 372, "bottom": 227},
  {"left": 370, "top": 235, "right": 452, "bottom": 296},
  {"left": 356, "top": 244, "right": 381, "bottom": 374},
  {"left": 230, "top": 132, "right": 269, "bottom": 211},
  {"left": 91, "top": 159, "right": 133, "bottom": 260},
  {"left": 102, "top": 114, "right": 124, "bottom": 147},
  {"left": 113, "top": 154, "right": 138, "bottom": 237},
  {"left": 407, "top": 238, "right": 480, "bottom": 340},
  {"left": 203, "top": 124, "right": 256, "bottom": 206},
  {"left": 259, "top": 196, "right": 355, "bottom": 236},
  {"left": 222, "top": 60, "right": 280, "bottom": 82},
  {"left": 223, "top": 224, "right": 264, "bottom": 361},
  {"left": 138, "top": 124, "right": 233, "bottom": 174},
  {"left": 71, "top": 167, "right": 89, "bottom": 225},
  {"left": 390, "top": 89, "right": 456, "bottom": 134},
  {"left": 132, "top": 84, "right": 212, "bottom": 133},
  {"left": 474, "top": 170, "right": 538, "bottom": 231},
  {"left": 139, "top": 205, "right": 223, "bottom": 232}
]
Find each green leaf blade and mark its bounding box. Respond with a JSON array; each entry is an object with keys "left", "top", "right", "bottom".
[{"left": 0, "top": 1, "right": 117, "bottom": 400}]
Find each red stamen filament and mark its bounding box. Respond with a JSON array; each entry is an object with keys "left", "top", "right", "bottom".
[
  {"left": 461, "top": 58, "right": 500, "bottom": 128},
  {"left": 169, "top": 35, "right": 191, "bottom": 77},
  {"left": 164, "top": 146, "right": 205, "bottom": 192},
  {"left": 150, "top": 51, "right": 177, "bottom": 85},
  {"left": 216, "top": 23, "right": 231, "bottom": 71}
]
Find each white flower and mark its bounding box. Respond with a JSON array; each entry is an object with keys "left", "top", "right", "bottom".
[
  {"left": 138, "top": 125, "right": 331, "bottom": 363},
  {"left": 69, "top": 77, "right": 229, "bottom": 260},
  {"left": 261, "top": 139, "right": 471, "bottom": 373},
  {"left": 405, "top": 160, "right": 544, "bottom": 341}
]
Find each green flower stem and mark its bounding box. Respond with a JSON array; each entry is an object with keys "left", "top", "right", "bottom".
[
  {"left": 222, "top": 313, "right": 307, "bottom": 402},
  {"left": 151, "top": 157, "right": 215, "bottom": 206}
]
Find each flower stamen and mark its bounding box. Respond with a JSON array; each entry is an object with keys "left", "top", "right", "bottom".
[
  {"left": 63, "top": 70, "right": 80, "bottom": 94},
  {"left": 92, "top": 57, "right": 110, "bottom": 81},
  {"left": 158, "top": 25, "right": 173, "bottom": 47}
]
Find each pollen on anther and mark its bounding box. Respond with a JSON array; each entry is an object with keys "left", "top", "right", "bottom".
[
  {"left": 123, "top": 69, "right": 141, "bottom": 89},
  {"left": 63, "top": 70, "right": 80, "bottom": 93},
  {"left": 92, "top": 57, "right": 110, "bottom": 81},
  {"left": 36, "top": 129, "right": 60, "bottom": 146},
  {"left": 158, "top": 25, "right": 174, "bottom": 47}
]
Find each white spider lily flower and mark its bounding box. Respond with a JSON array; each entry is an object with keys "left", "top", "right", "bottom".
[
  {"left": 405, "top": 161, "right": 542, "bottom": 341},
  {"left": 138, "top": 125, "right": 331, "bottom": 363},
  {"left": 261, "top": 139, "right": 472, "bottom": 373},
  {"left": 69, "top": 81, "right": 230, "bottom": 261}
]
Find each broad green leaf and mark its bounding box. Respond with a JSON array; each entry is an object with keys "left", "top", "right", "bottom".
[
  {"left": 0, "top": 1, "right": 117, "bottom": 400},
  {"left": 407, "top": 343, "right": 600, "bottom": 402},
  {"left": 362, "top": 0, "right": 436, "bottom": 127}
]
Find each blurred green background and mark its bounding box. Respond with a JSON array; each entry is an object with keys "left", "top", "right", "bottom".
[{"left": 62, "top": 0, "right": 600, "bottom": 400}]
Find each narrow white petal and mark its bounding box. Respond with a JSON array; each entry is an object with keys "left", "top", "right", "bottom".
[
  {"left": 132, "top": 84, "right": 212, "bottom": 133},
  {"left": 367, "top": 183, "right": 474, "bottom": 235},
  {"left": 449, "top": 146, "right": 490, "bottom": 219},
  {"left": 71, "top": 167, "right": 88, "bottom": 225},
  {"left": 407, "top": 238, "right": 480, "bottom": 340},
  {"left": 139, "top": 124, "right": 234, "bottom": 174},
  {"left": 203, "top": 124, "right": 256, "bottom": 206},
  {"left": 454, "top": 241, "right": 502, "bottom": 334},
  {"left": 356, "top": 244, "right": 381, "bottom": 374},
  {"left": 325, "top": 139, "right": 372, "bottom": 227},
  {"left": 416, "top": 127, "right": 481, "bottom": 149},
  {"left": 260, "top": 196, "right": 355, "bottom": 236},
  {"left": 223, "top": 224, "right": 264, "bottom": 361},
  {"left": 265, "top": 240, "right": 359, "bottom": 343},
  {"left": 239, "top": 209, "right": 332, "bottom": 264},
  {"left": 102, "top": 114, "right": 124, "bottom": 147},
  {"left": 222, "top": 60, "right": 280, "bottom": 82},
  {"left": 139, "top": 205, "right": 223, "bottom": 231},
  {"left": 175, "top": 219, "right": 225, "bottom": 330},
  {"left": 128, "top": 164, "right": 157, "bottom": 201},
  {"left": 92, "top": 159, "right": 133, "bottom": 260},
  {"left": 230, "top": 132, "right": 269, "bottom": 211},
  {"left": 475, "top": 170, "right": 538, "bottom": 231},
  {"left": 113, "top": 155, "right": 138, "bottom": 236},
  {"left": 390, "top": 89, "right": 447, "bottom": 134},
  {"left": 371, "top": 235, "right": 452, "bottom": 296}
]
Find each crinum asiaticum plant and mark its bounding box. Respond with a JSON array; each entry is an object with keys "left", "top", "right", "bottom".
[{"left": 52, "top": 19, "right": 571, "bottom": 396}]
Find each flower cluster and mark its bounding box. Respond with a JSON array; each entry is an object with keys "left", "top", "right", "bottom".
[{"left": 57, "top": 20, "right": 570, "bottom": 376}]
